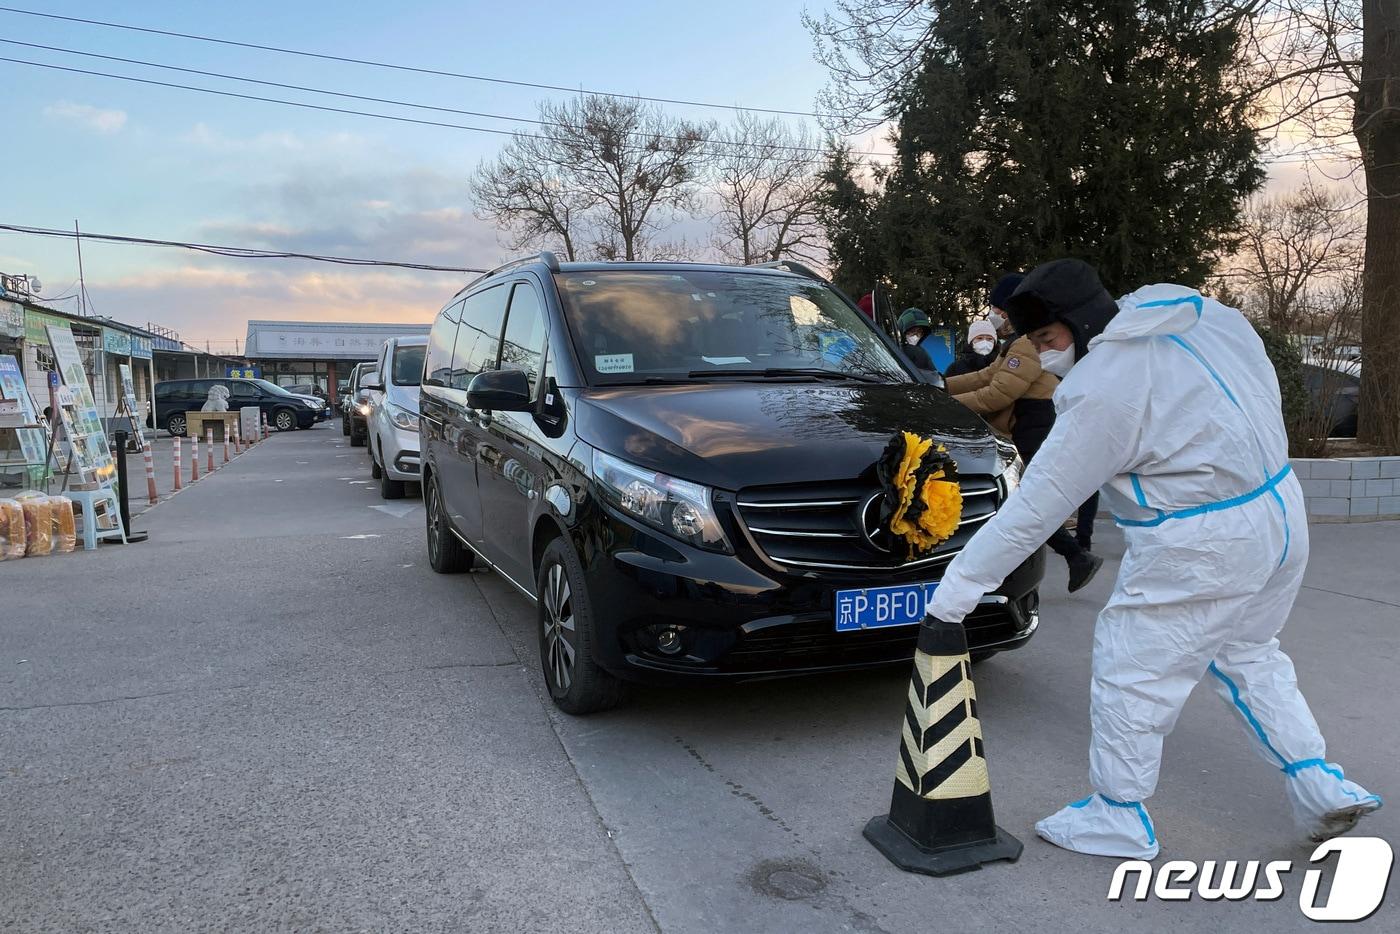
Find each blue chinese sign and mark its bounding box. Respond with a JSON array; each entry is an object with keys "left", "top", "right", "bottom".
[
  {"left": 226, "top": 366, "right": 261, "bottom": 379},
  {"left": 130, "top": 335, "right": 153, "bottom": 359},
  {"left": 102, "top": 327, "right": 132, "bottom": 356}
]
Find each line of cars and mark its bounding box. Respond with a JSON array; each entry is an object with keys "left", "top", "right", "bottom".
[
  {"left": 341, "top": 337, "right": 428, "bottom": 499},
  {"left": 349, "top": 255, "right": 1044, "bottom": 715},
  {"left": 150, "top": 377, "right": 329, "bottom": 435}
]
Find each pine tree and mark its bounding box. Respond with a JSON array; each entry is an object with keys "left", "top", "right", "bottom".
[
  {"left": 820, "top": 1, "right": 1264, "bottom": 324},
  {"left": 817, "top": 146, "right": 884, "bottom": 300}
]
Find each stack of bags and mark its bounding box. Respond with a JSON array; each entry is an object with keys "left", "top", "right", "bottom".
[{"left": 0, "top": 492, "right": 77, "bottom": 559}]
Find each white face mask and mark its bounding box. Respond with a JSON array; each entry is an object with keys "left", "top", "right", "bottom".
[
  {"left": 972, "top": 339, "right": 995, "bottom": 355},
  {"left": 1040, "top": 345, "right": 1076, "bottom": 377},
  {"left": 905, "top": 333, "right": 922, "bottom": 346},
  {"left": 988, "top": 310, "right": 1006, "bottom": 332}
]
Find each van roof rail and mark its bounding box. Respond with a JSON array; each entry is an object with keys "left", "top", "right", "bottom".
[
  {"left": 462, "top": 251, "right": 561, "bottom": 291},
  {"left": 748, "top": 259, "right": 828, "bottom": 282}
]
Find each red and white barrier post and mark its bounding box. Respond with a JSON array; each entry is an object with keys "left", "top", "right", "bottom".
[
  {"left": 206, "top": 427, "right": 215, "bottom": 472},
  {"left": 222, "top": 425, "right": 230, "bottom": 464},
  {"left": 233, "top": 420, "right": 241, "bottom": 454},
  {"left": 262, "top": 413, "right": 269, "bottom": 440},
  {"left": 173, "top": 436, "right": 183, "bottom": 491},
  {"left": 142, "top": 442, "right": 158, "bottom": 505},
  {"left": 191, "top": 434, "right": 200, "bottom": 481}
]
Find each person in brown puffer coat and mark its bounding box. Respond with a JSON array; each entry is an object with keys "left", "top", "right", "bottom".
[
  {"left": 944, "top": 333, "right": 1057, "bottom": 447},
  {"left": 947, "top": 274, "right": 1103, "bottom": 592}
]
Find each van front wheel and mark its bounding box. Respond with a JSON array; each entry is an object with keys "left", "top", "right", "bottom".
[{"left": 537, "top": 538, "right": 625, "bottom": 715}]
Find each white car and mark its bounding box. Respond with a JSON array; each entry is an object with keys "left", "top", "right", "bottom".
[{"left": 364, "top": 335, "right": 428, "bottom": 499}]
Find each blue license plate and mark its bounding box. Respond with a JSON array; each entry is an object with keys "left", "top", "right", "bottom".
[{"left": 834, "top": 582, "right": 938, "bottom": 632}]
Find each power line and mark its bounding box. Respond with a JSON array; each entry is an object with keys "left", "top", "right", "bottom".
[
  {"left": 0, "top": 222, "right": 487, "bottom": 273},
  {"left": 0, "top": 4, "right": 863, "bottom": 121},
  {"left": 0, "top": 38, "right": 885, "bottom": 157},
  {"left": 4, "top": 56, "right": 869, "bottom": 166}
]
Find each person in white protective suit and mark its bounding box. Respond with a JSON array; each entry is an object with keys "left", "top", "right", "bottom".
[{"left": 925, "top": 258, "right": 1382, "bottom": 859}]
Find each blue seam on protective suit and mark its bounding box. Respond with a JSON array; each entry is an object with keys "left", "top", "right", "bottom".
[
  {"left": 1098, "top": 795, "right": 1157, "bottom": 845},
  {"left": 1130, "top": 472, "right": 1149, "bottom": 508},
  {"left": 1282, "top": 759, "right": 1384, "bottom": 806},
  {"left": 1161, "top": 332, "right": 1291, "bottom": 565},
  {"left": 1169, "top": 335, "right": 1240, "bottom": 407},
  {"left": 1115, "top": 465, "right": 1292, "bottom": 527},
  {"left": 1269, "top": 487, "right": 1291, "bottom": 566},
  {"left": 1208, "top": 662, "right": 1289, "bottom": 767},
  {"left": 1069, "top": 795, "right": 1094, "bottom": 808},
  {"left": 1137, "top": 295, "right": 1204, "bottom": 319}
]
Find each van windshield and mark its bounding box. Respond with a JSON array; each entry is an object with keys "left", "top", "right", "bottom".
[
  {"left": 392, "top": 345, "right": 426, "bottom": 386},
  {"left": 554, "top": 270, "right": 909, "bottom": 385}
]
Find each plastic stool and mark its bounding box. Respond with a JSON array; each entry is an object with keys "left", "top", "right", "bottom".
[{"left": 67, "top": 487, "right": 127, "bottom": 550}]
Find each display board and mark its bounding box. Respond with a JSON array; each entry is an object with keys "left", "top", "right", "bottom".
[
  {"left": 0, "top": 353, "right": 50, "bottom": 486},
  {"left": 45, "top": 323, "right": 116, "bottom": 486},
  {"left": 117, "top": 363, "right": 150, "bottom": 451}
]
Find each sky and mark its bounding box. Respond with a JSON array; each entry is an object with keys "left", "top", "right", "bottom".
[
  {"left": 0, "top": 2, "right": 1350, "bottom": 351},
  {"left": 0, "top": 0, "right": 852, "bottom": 349}
]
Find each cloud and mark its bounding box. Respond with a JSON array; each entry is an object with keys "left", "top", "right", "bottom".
[
  {"left": 94, "top": 260, "right": 464, "bottom": 345},
  {"left": 43, "top": 101, "right": 127, "bottom": 134}
]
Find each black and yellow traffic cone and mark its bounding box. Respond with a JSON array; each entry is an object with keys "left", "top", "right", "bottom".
[{"left": 864, "top": 615, "right": 1022, "bottom": 876}]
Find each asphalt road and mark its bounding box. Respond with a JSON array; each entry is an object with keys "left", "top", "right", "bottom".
[{"left": 3, "top": 426, "right": 1396, "bottom": 932}]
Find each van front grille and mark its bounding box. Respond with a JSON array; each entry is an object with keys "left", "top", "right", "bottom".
[{"left": 734, "top": 476, "right": 1000, "bottom": 573}]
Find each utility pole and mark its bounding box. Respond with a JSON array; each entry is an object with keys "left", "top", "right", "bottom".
[{"left": 74, "top": 219, "right": 87, "bottom": 316}]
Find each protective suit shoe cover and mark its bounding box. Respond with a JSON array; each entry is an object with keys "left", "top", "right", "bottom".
[
  {"left": 1035, "top": 794, "right": 1159, "bottom": 859},
  {"left": 1283, "top": 761, "right": 1382, "bottom": 841}
]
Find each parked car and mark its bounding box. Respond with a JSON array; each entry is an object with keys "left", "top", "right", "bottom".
[
  {"left": 151, "top": 377, "right": 325, "bottom": 435},
  {"left": 363, "top": 336, "right": 428, "bottom": 499},
  {"left": 1302, "top": 362, "right": 1361, "bottom": 438},
  {"left": 340, "top": 362, "right": 372, "bottom": 445},
  {"left": 419, "top": 255, "right": 1042, "bottom": 714},
  {"left": 280, "top": 383, "right": 332, "bottom": 421}
]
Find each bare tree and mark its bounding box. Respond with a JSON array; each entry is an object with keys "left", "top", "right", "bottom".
[
  {"left": 470, "top": 95, "right": 711, "bottom": 261},
  {"left": 710, "top": 115, "right": 827, "bottom": 265},
  {"left": 1218, "top": 182, "right": 1364, "bottom": 330},
  {"left": 802, "top": 0, "right": 936, "bottom": 132},
  {"left": 472, "top": 148, "right": 589, "bottom": 260}
]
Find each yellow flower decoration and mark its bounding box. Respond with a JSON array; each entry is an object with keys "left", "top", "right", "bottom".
[
  {"left": 916, "top": 471, "right": 962, "bottom": 545},
  {"left": 879, "top": 434, "right": 963, "bottom": 555}
]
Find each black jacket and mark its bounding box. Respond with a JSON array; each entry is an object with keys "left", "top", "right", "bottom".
[
  {"left": 902, "top": 342, "right": 936, "bottom": 373},
  {"left": 945, "top": 346, "right": 997, "bottom": 378}
]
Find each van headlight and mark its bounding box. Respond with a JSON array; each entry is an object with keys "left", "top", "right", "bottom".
[
  {"left": 388, "top": 403, "right": 419, "bottom": 431},
  {"left": 996, "top": 442, "right": 1022, "bottom": 496},
  {"left": 593, "top": 449, "right": 731, "bottom": 552}
]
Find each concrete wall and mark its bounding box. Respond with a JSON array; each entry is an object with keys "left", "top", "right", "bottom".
[{"left": 1294, "top": 456, "right": 1400, "bottom": 521}]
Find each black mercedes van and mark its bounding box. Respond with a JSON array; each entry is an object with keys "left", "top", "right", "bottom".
[{"left": 420, "top": 255, "right": 1043, "bottom": 713}]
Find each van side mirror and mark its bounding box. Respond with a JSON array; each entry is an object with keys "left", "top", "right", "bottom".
[
  {"left": 362, "top": 370, "right": 384, "bottom": 392},
  {"left": 467, "top": 369, "right": 532, "bottom": 412}
]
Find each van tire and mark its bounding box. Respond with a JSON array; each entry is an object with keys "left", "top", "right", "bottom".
[
  {"left": 537, "top": 538, "right": 626, "bottom": 715},
  {"left": 165, "top": 413, "right": 187, "bottom": 437},
  {"left": 425, "top": 473, "right": 472, "bottom": 573}
]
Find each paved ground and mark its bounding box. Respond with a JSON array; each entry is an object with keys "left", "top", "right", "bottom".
[{"left": 2, "top": 429, "right": 1396, "bottom": 932}]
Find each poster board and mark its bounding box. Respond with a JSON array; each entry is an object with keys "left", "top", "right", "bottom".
[
  {"left": 45, "top": 323, "right": 116, "bottom": 486},
  {"left": 117, "top": 363, "right": 149, "bottom": 451},
  {"left": 0, "top": 353, "right": 50, "bottom": 487}
]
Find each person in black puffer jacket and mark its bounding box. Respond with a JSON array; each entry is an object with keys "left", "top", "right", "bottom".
[{"left": 945, "top": 319, "right": 1000, "bottom": 378}]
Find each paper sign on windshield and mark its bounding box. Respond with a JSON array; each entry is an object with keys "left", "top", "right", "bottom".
[{"left": 595, "top": 354, "right": 635, "bottom": 374}]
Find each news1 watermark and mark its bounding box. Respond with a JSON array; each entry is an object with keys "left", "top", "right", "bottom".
[{"left": 1108, "top": 837, "right": 1393, "bottom": 921}]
